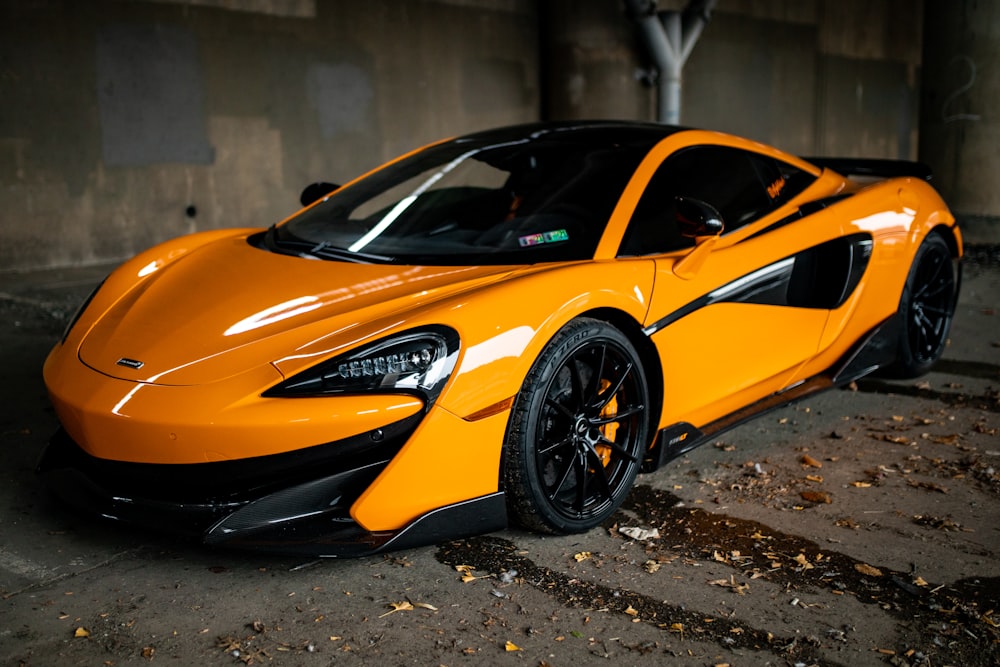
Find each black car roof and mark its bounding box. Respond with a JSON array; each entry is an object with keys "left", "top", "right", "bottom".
[{"left": 455, "top": 120, "right": 685, "bottom": 147}]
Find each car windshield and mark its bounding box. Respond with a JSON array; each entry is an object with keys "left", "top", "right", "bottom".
[{"left": 273, "top": 125, "right": 665, "bottom": 265}]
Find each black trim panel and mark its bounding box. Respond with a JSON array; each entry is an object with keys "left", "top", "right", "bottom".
[
  {"left": 746, "top": 194, "right": 852, "bottom": 241},
  {"left": 643, "top": 234, "right": 873, "bottom": 336}
]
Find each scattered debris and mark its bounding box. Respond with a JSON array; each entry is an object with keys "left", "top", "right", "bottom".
[{"left": 618, "top": 526, "right": 660, "bottom": 541}]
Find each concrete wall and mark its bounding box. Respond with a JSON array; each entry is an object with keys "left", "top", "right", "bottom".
[
  {"left": 919, "top": 0, "right": 1000, "bottom": 244},
  {"left": 0, "top": 0, "right": 539, "bottom": 271},
  {"left": 547, "top": 0, "right": 923, "bottom": 159},
  {"left": 1, "top": 0, "right": 994, "bottom": 272}
]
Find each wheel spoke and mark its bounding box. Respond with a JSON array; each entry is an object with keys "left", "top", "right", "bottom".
[
  {"left": 595, "top": 434, "right": 640, "bottom": 463},
  {"left": 590, "top": 404, "right": 644, "bottom": 425},
  {"left": 546, "top": 456, "right": 576, "bottom": 502},
  {"left": 585, "top": 445, "right": 614, "bottom": 500},
  {"left": 538, "top": 434, "right": 574, "bottom": 456},
  {"left": 585, "top": 344, "right": 608, "bottom": 408},
  {"left": 574, "top": 451, "right": 588, "bottom": 514},
  {"left": 594, "top": 361, "right": 633, "bottom": 412},
  {"left": 544, "top": 396, "right": 575, "bottom": 420},
  {"left": 920, "top": 304, "right": 950, "bottom": 317},
  {"left": 568, "top": 353, "right": 586, "bottom": 409}
]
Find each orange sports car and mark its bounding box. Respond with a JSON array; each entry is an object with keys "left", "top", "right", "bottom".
[{"left": 40, "top": 121, "right": 961, "bottom": 556}]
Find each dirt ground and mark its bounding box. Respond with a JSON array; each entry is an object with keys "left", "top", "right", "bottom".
[{"left": 1, "top": 248, "right": 997, "bottom": 667}]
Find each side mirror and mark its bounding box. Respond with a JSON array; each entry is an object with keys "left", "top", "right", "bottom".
[
  {"left": 671, "top": 197, "right": 724, "bottom": 280},
  {"left": 300, "top": 182, "right": 340, "bottom": 207},
  {"left": 675, "top": 196, "right": 724, "bottom": 239}
]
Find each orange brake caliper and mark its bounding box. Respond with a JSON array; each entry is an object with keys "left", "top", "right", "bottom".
[{"left": 595, "top": 379, "right": 618, "bottom": 467}]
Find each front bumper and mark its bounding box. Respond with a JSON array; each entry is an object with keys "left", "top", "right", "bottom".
[{"left": 37, "top": 423, "right": 507, "bottom": 557}]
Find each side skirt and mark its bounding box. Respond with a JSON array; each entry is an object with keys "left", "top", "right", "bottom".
[{"left": 642, "top": 315, "right": 899, "bottom": 472}]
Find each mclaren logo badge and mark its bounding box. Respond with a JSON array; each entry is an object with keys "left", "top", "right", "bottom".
[{"left": 116, "top": 357, "right": 145, "bottom": 369}]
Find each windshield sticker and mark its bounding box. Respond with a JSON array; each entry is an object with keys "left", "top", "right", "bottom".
[{"left": 518, "top": 229, "right": 569, "bottom": 247}]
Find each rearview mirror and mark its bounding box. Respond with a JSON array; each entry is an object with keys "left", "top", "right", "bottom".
[
  {"left": 675, "top": 196, "right": 724, "bottom": 239},
  {"left": 300, "top": 182, "right": 340, "bottom": 207}
]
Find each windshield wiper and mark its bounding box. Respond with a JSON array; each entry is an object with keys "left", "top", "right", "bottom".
[{"left": 265, "top": 225, "right": 392, "bottom": 264}]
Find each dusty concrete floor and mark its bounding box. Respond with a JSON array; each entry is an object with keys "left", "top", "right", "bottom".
[{"left": 0, "top": 248, "right": 997, "bottom": 667}]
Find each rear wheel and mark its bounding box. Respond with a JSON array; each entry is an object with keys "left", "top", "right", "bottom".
[
  {"left": 888, "top": 233, "right": 958, "bottom": 378},
  {"left": 504, "top": 319, "right": 649, "bottom": 534}
]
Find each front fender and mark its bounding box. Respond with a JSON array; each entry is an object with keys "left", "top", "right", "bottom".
[{"left": 434, "top": 259, "right": 656, "bottom": 420}]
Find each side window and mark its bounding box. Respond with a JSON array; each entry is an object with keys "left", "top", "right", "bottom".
[
  {"left": 619, "top": 146, "right": 814, "bottom": 257},
  {"left": 771, "top": 159, "right": 816, "bottom": 206}
]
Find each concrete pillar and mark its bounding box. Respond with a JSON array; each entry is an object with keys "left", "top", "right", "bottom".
[
  {"left": 541, "top": 0, "right": 653, "bottom": 121},
  {"left": 919, "top": 1, "right": 1000, "bottom": 243}
]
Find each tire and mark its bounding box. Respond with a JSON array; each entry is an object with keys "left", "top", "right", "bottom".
[
  {"left": 503, "top": 318, "right": 650, "bottom": 534},
  {"left": 887, "top": 233, "right": 958, "bottom": 378}
]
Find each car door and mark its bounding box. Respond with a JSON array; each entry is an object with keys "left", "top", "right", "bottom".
[{"left": 619, "top": 144, "right": 843, "bottom": 430}]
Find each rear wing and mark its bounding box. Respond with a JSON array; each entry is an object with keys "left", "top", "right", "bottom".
[{"left": 805, "top": 157, "right": 932, "bottom": 182}]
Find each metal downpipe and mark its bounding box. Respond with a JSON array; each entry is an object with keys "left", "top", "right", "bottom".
[{"left": 625, "top": 0, "right": 716, "bottom": 125}]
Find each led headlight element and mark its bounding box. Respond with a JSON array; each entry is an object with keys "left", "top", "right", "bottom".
[{"left": 265, "top": 325, "right": 460, "bottom": 405}]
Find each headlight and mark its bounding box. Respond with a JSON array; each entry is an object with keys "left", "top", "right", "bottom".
[{"left": 263, "top": 325, "right": 460, "bottom": 404}]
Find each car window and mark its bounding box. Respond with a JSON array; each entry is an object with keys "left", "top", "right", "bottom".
[
  {"left": 277, "top": 132, "right": 656, "bottom": 265},
  {"left": 619, "top": 146, "right": 816, "bottom": 257}
]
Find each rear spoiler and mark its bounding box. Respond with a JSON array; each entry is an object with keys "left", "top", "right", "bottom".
[{"left": 805, "top": 157, "right": 932, "bottom": 182}]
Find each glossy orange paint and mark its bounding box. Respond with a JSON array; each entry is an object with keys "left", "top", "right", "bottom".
[{"left": 41, "top": 124, "right": 961, "bottom": 542}]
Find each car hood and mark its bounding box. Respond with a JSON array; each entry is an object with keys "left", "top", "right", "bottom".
[{"left": 78, "top": 234, "right": 515, "bottom": 386}]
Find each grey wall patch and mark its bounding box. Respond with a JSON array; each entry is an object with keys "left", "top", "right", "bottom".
[
  {"left": 306, "top": 63, "right": 373, "bottom": 138},
  {"left": 96, "top": 24, "right": 214, "bottom": 166}
]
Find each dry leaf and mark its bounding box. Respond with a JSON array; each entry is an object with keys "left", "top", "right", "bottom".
[
  {"left": 707, "top": 576, "right": 749, "bottom": 595},
  {"left": 573, "top": 551, "right": 592, "bottom": 562},
  {"left": 801, "top": 454, "right": 823, "bottom": 468},
  {"left": 643, "top": 560, "right": 661, "bottom": 573},
  {"left": 855, "top": 563, "right": 882, "bottom": 577},
  {"left": 793, "top": 553, "right": 814, "bottom": 570},
  {"left": 505, "top": 640, "right": 522, "bottom": 652},
  {"left": 800, "top": 490, "right": 832, "bottom": 504},
  {"left": 412, "top": 602, "right": 438, "bottom": 611},
  {"left": 455, "top": 564, "right": 488, "bottom": 582},
  {"left": 908, "top": 479, "right": 949, "bottom": 493},
  {"left": 73, "top": 627, "right": 90, "bottom": 638},
  {"left": 379, "top": 601, "right": 414, "bottom": 617},
  {"left": 625, "top": 605, "right": 639, "bottom": 616}
]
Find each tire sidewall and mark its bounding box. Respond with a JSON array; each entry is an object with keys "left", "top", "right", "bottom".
[
  {"left": 503, "top": 318, "right": 648, "bottom": 534},
  {"left": 892, "top": 233, "right": 957, "bottom": 378}
]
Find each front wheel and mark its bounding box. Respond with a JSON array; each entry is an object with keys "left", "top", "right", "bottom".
[
  {"left": 503, "top": 319, "right": 650, "bottom": 534},
  {"left": 887, "top": 233, "right": 958, "bottom": 378}
]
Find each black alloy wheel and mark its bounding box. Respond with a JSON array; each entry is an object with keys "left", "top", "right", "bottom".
[
  {"left": 890, "top": 233, "right": 958, "bottom": 378},
  {"left": 504, "top": 319, "right": 649, "bottom": 534}
]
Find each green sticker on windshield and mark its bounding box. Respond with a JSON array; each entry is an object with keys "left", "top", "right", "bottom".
[{"left": 518, "top": 229, "right": 569, "bottom": 247}]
